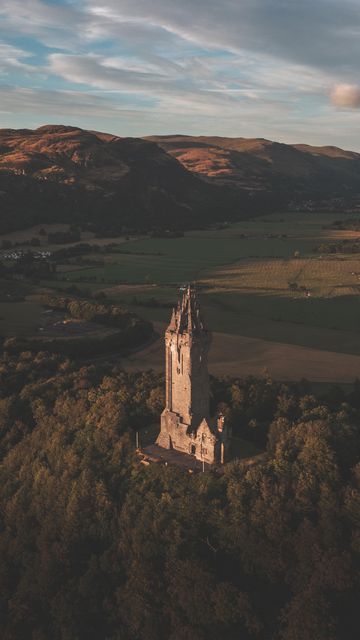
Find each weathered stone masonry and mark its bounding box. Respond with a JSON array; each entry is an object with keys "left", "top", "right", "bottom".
[{"left": 156, "top": 285, "right": 230, "bottom": 464}]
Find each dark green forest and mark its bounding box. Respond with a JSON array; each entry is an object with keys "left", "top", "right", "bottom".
[{"left": 0, "top": 351, "right": 359, "bottom": 639}]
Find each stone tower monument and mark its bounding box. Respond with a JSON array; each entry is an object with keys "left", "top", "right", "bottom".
[{"left": 156, "top": 285, "right": 230, "bottom": 465}]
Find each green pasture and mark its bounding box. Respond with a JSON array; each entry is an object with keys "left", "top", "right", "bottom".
[
  {"left": 54, "top": 212, "right": 360, "bottom": 353},
  {"left": 201, "top": 291, "right": 360, "bottom": 353},
  {"left": 61, "top": 234, "right": 316, "bottom": 286},
  {"left": 61, "top": 212, "right": 353, "bottom": 287},
  {"left": 2, "top": 212, "right": 360, "bottom": 352},
  {"left": 110, "top": 283, "right": 360, "bottom": 355}
]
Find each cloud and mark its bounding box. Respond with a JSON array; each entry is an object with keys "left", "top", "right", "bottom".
[
  {"left": 84, "top": 0, "right": 360, "bottom": 75},
  {"left": 0, "top": 44, "right": 35, "bottom": 73},
  {"left": 2, "top": 1, "right": 360, "bottom": 77},
  {"left": 48, "top": 53, "right": 168, "bottom": 92},
  {"left": 0, "top": 0, "right": 359, "bottom": 148},
  {"left": 0, "top": 0, "right": 82, "bottom": 37},
  {"left": 330, "top": 83, "right": 360, "bottom": 109},
  {"left": 47, "top": 52, "right": 260, "bottom": 117},
  {"left": 0, "top": 85, "right": 119, "bottom": 117}
]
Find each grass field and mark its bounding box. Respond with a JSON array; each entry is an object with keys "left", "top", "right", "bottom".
[
  {"left": 126, "top": 321, "right": 360, "bottom": 384},
  {"left": 3, "top": 212, "right": 360, "bottom": 381},
  {"left": 61, "top": 217, "right": 324, "bottom": 285},
  {"left": 60, "top": 212, "right": 360, "bottom": 286},
  {"left": 53, "top": 212, "right": 360, "bottom": 358},
  {"left": 203, "top": 255, "right": 360, "bottom": 297}
]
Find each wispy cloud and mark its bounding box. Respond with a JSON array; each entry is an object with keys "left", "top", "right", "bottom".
[
  {"left": 47, "top": 51, "right": 260, "bottom": 117},
  {"left": 0, "top": 85, "right": 128, "bottom": 117},
  {"left": 0, "top": 0, "right": 359, "bottom": 147},
  {"left": 83, "top": 0, "right": 360, "bottom": 73},
  {"left": 0, "top": 44, "right": 36, "bottom": 73},
  {"left": 0, "top": 0, "right": 82, "bottom": 45}
]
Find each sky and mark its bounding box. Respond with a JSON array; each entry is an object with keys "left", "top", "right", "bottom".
[{"left": 0, "top": 0, "right": 359, "bottom": 149}]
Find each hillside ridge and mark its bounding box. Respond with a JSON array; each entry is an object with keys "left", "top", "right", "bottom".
[
  {"left": 147, "top": 134, "right": 360, "bottom": 193},
  {"left": 0, "top": 125, "right": 229, "bottom": 234},
  {"left": 1, "top": 125, "right": 360, "bottom": 234}
]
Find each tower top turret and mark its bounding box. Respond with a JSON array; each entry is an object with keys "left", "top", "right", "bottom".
[{"left": 168, "top": 284, "right": 206, "bottom": 334}]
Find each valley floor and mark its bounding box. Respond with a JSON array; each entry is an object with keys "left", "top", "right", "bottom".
[
  {"left": 3, "top": 212, "right": 360, "bottom": 385},
  {"left": 125, "top": 321, "right": 360, "bottom": 384}
]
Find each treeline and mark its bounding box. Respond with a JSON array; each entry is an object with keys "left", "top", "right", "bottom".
[
  {"left": 330, "top": 218, "right": 360, "bottom": 231},
  {"left": 3, "top": 321, "right": 153, "bottom": 358},
  {"left": 41, "top": 295, "right": 140, "bottom": 329},
  {"left": 47, "top": 228, "right": 81, "bottom": 244},
  {"left": 3, "top": 297, "right": 154, "bottom": 357},
  {"left": 0, "top": 351, "right": 359, "bottom": 639},
  {"left": 316, "top": 240, "right": 360, "bottom": 254},
  {"left": 51, "top": 242, "right": 122, "bottom": 261}
]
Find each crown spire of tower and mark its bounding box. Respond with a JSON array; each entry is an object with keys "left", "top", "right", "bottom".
[{"left": 167, "top": 284, "right": 205, "bottom": 334}]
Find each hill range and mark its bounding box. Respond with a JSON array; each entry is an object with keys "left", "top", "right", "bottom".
[
  {"left": 148, "top": 134, "right": 360, "bottom": 194},
  {"left": 1, "top": 125, "right": 360, "bottom": 233}
]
